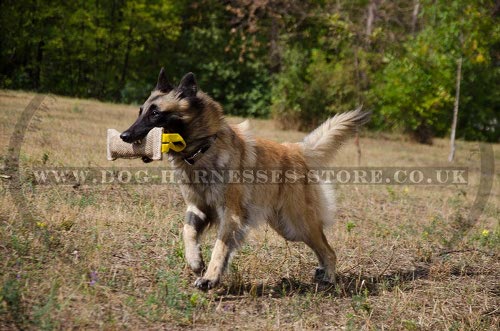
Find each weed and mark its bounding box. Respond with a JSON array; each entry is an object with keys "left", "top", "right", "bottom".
[
  {"left": 10, "top": 234, "right": 30, "bottom": 256},
  {"left": 70, "top": 193, "right": 96, "bottom": 208},
  {"left": 386, "top": 186, "right": 397, "bottom": 200},
  {"left": 1, "top": 278, "right": 24, "bottom": 324},
  {"left": 402, "top": 319, "right": 418, "bottom": 330},
  {"left": 154, "top": 269, "right": 202, "bottom": 322},
  {"left": 470, "top": 227, "right": 500, "bottom": 248},
  {"left": 41, "top": 152, "right": 49, "bottom": 165},
  {"left": 351, "top": 289, "right": 372, "bottom": 314},
  {"left": 346, "top": 220, "right": 356, "bottom": 233},
  {"left": 32, "top": 282, "right": 60, "bottom": 330},
  {"left": 71, "top": 105, "right": 83, "bottom": 113}
]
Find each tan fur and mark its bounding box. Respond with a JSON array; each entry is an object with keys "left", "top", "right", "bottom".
[
  {"left": 140, "top": 83, "right": 370, "bottom": 289},
  {"left": 302, "top": 106, "right": 370, "bottom": 166}
]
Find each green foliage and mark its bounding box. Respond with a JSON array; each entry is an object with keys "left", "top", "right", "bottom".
[
  {"left": 371, "top": 48, "right": 455, "bottom": 142},
  {"left": 151, "top": 269, "right": 207, "bottom": 321},
  {"left": 471, "top": 228, "right": 500, "bottom": 249},
  {"left": 0, "top": 0, "right": 271, "bottom": 116},
  {"left": 272, "top": 0, "right": 498, "bottom": 141},
  {"left": 351, "top": 288, "right": 372, "bottom": 314},
  {"left": 372, "top": 0, "right": 499, "bottom": 142},
  {"left": 32, "top": 282, "right": 60, "bottom": 330},
  {"left": 0, "top": 0, "right": 498, "bottom": 140},
  {"left": 0, "top": 0, "right": 182, "bottom": 100},
  {"left": 272, "top": 12, "right": 365, "bottom": 129},
  {"left": 271, "top": 46, "right": 309, "bottom": 128},
  {"left": 346, "top": 220, "right": 357, "bottom": 233},
  {"left": 175, "top": 0, "right": 271, "bottom": 117},
  {"left": 1, "top": 278, "right": 24, "bottom": 323}
]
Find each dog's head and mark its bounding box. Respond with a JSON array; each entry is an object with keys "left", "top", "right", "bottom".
[{"left": 120, "top": 68, "right": 202, "bottom": 144}]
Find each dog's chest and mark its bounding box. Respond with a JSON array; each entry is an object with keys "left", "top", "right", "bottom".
[
  {"left": 172, "top": 148, "right": 235, "bottom": 206},
  {"left": 176, "top": 168, "right": 226, "bottom": 206},
  {"left": 198, "top": 183, "right": 225, "bottom": 206}
]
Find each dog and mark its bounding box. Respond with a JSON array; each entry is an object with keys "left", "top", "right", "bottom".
[{"left": 120, "top": 68, "right": 371, "bottom": 290}]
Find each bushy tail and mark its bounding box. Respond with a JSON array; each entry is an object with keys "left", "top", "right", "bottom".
[{"left": 301, "top": 107, "right": 371, "bottom": 166}]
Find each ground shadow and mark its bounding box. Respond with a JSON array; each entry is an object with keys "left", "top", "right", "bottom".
[{"left": 217, "top": 264, "right": 430, "bottom": 299}]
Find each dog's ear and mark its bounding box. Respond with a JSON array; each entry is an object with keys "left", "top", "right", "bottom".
[
  {"left": 178, "top": 72, "right": 197, "bottom": 98},
  {"left": 155, "top": 67, "right": 173, "bottom": 93}
]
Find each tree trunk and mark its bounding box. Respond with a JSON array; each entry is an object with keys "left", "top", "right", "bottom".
[
  {"left": 34, "top": 40, "right": 44, "bottom": 90},
  {"left": 448, "top": 57, "right": 462, "bottom": 162},
  {"left": 269, "top": 16, "right": 281, "bottom": 73},
  {"left": 354, "top": 133, "right": 362, "bottom": 166},
  {"left": 353, "top": 49, "right": 363, "bottom": 166},
  {"left": 366, "top": 0, "right": 376, "bottom": 38},
  {"left": 359, "top": 1, "right": 378, "bottom": 163},
  {"left": 119, "top": 25, "right": 134, "bottom": 100},
  {"left": 411, "top": 0, "right": 420, "bottom": 35}
]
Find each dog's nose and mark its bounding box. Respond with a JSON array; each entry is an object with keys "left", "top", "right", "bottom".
[{"left": 120, "top": 131, "right": 132, "bottom": 142}]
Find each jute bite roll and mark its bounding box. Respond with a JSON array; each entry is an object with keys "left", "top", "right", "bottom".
[{"left": 107, "top": 127, "right": 163, "bottom": 161}]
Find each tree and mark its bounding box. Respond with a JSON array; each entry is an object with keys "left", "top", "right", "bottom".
[
  {"left": 372, "top": 0, "right": 499, "bottom": 143},
  {"left": 448, "top": 57, "right": 462, "bottom": 162}
]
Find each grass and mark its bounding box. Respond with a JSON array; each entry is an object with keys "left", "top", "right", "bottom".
[{"left": 0, "top": 90, "right": 499, "bottom": 330}]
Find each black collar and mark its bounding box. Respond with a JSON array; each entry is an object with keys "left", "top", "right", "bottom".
[{"left": 183, "top": 135, "right": 217, "bottom": 165}]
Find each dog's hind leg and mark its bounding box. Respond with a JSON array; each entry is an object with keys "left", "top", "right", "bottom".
[
  {"left": 278, "top": 203, "right": 337, "bottom": 284},
  {"left": 304, "top": 228, "right": 337, "bottom": 284},
  {"left": 194, "top": 208, "right": 247, "bottom": 290},
  {"left": 184, "top": 204, "right": 214, "bottom": 274}
]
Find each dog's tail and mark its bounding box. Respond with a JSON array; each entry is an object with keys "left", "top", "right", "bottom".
[{"left": 301, "top": 107, "right": 371, "bottom": 166}]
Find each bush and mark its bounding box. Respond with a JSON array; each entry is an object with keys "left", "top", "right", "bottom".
[{"left": 272, "top": 45, "right": 362, "bottom": 130}]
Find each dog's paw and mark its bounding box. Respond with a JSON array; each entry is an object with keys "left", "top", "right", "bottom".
[
  {"left": 314, "top": 267, "right": 326, "bottom": 280},
  {"left": 314, "top": 267, "right": 336, "bottom": 284},
  {"left": 189, "top": 261, "right": 206, "bottom": 275},
  {"left": 194, "top": 277, "right": 218, "bottom": 291}
]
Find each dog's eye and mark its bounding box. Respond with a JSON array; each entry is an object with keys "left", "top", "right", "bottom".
[{"left": 149, "top": 105, "right": 160, "bottom": 117}]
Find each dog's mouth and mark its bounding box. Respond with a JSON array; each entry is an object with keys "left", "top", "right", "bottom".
[
  {"left": 120, "top": 135, "right": 142, "bottom": 144},
  {"left": 120, "top": 130, "right": 149, "bottom": 144}
]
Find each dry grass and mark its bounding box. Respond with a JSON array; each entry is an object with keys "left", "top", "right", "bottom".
[{"left": 0, "top": 90, "right": 499, "bottom": 330}]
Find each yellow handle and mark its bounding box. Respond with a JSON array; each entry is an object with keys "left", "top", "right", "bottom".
[{"left": 161, "top": 133, "right": 186, "bottom": 153}]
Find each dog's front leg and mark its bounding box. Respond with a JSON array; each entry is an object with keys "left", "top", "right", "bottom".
[
  {"left": 184, "top": 205, "right": 212, "bottom": 274},
  {"left": 194, "top": 208, "right": 246, "bottom": 290}
]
